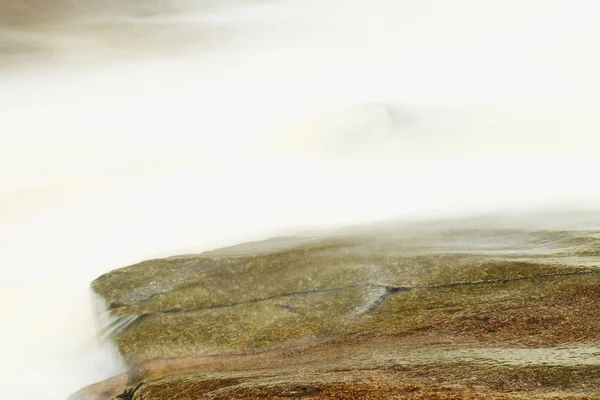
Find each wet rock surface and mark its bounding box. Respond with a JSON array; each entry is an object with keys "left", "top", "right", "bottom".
[{"left": 77, "top": 226, "right": 600, "bottom": 399}]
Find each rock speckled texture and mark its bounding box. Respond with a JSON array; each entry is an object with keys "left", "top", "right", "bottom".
[{"left": 76, "top": 225, "right": 600, "bottom": 399}]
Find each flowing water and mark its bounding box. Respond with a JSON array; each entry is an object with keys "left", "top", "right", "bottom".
[{"left": 1, "top": 1, "right": 600, "bottom": 398}]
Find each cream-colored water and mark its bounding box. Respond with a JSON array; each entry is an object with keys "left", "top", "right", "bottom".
[{"left": 1, "top": 1, "right": 600, "bottom": 398}]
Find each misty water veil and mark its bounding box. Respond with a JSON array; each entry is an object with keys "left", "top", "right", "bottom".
[{"left": 1, "top": 1, "right": 599, "bottom": 399}]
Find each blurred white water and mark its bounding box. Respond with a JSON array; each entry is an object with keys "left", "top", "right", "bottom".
[{"left": 1, "top": 0, "right": 600, "bottom": 398}]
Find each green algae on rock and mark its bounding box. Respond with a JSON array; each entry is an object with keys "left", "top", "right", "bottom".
[{"left": 79, "top": 226, "right": 600, "bottom": 399}]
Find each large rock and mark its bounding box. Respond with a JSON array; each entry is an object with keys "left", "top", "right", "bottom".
[{"left": 75, "top": 224, "right": 600, "bottom": 399}]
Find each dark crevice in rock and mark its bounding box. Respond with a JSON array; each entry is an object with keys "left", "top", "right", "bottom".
[
  {"left": 418, "top": 269, "right": 597, "bottom": 290},
  {"left": 157, "top": 284, "right": 365, "bottom": 316},
  {"left": 115, "top": 382, "right": 143, "bottom": 400},
  {"left": 163, "top": 307, "right": 183, "bottom": 314}
]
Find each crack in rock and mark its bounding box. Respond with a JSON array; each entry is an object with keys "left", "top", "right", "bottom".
[
  {"left": 115, "top": 382, "right": 142, "bottom": 400},
  {"left": 104, "top": 269, "right": 599, "bottom": 339},
  {"left": 418, "top": 269, "right": 596, "bottom": 290}
]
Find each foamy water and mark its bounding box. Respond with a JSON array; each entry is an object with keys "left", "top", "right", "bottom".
[{"left": 1, "top": 1, "right": 600, "bottom": 398}]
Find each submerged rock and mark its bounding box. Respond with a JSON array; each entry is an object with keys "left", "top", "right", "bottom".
[{"left": 75, "top": 225, "right": 600, "bottom": 399}]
